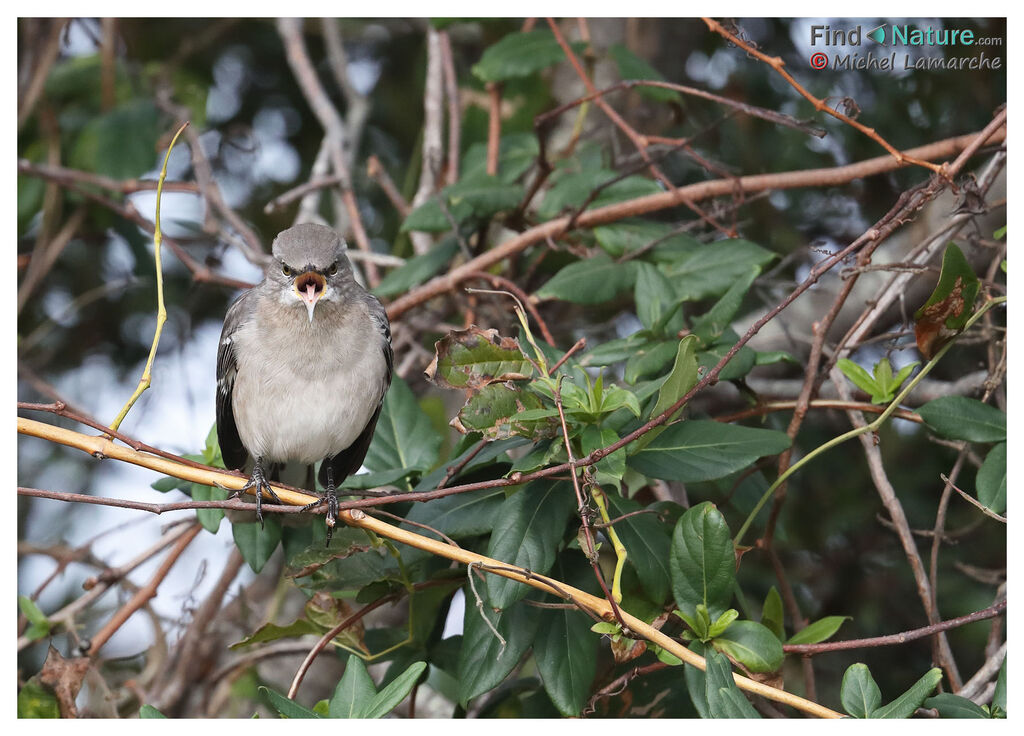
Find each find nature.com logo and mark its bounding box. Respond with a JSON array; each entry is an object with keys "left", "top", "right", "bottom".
[{"left": 808, "top": 22, "right": 1003, "bottom": 71}]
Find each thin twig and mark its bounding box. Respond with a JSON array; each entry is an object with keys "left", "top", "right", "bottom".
[
  {"left": 386, "top": 125, "right": 1004, "bottom": 321},
  {"left": 829, "top": 363, "right": 962, "bottom": 689},
  {"left": 409, "top": 25, "right": 445, "bottom": 256},
  {"left": 545, "top": 18, "right": 728, "bottom": 236},
  {"left": 287, "top": 596, "right": 394, "bottom": 700},
  {"left": 87, "top": 523, "right": 203, "bottom": 656},
  {"left": 784, "top": 600, "right": 1006, "bottom": 655},
  {"left": 941, "top": 474, "right": 1006, "bottom": 523},
  {"left": 486, "top": 82, "right": 502, "bottom": 176},
  {"left": 367, "top": 155, "right": 412, "bottom": 216},
  {"left": 276, "top": 18, "right": 379, "bottom": 285},
  {"left": 550, "top": 337, "right": 587, "bottom": 374},
  {"left": 466, "top": 271, "right": 555, "bottom": 346},
  {"left": 715, "top": 400, "right": 923, "bottom": 425},
  {"left": 439, "top": 30, "right": 461, "bottom": 184},
  {"left": 18, "top": 18, "right": 66, "bottom": 130},
  {"left": 702, "top": 18, "right": 944, "bottom": 174}
]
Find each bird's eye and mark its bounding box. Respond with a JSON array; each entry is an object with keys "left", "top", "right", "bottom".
[
  {"left": 327, "top": 263, "right": 338, "bottom": 276},
  {"left": 282, "top": 264, "right": 292, "bottom": 276}
]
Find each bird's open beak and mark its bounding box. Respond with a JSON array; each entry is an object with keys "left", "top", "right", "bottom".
[{"left": 294, "top": 271, "right": 326, "bottom": 322}]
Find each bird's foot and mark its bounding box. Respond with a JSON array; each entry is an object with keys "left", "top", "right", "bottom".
[
  {"left": 230, "top": 459, "right": 281, "bottom": 527},
  {"left": 300, "top": 488, "right": 338, "bottom": 546},
  {"left": 301, "top": 468, "right": 340, "bottom": 547}
]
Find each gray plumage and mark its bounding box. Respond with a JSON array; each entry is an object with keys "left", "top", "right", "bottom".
[{"left": 216, "top": 223, "right": 392, "bottom": 538}]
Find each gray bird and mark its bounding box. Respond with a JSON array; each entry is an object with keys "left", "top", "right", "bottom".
[{"left": 216, "top": 223, "right": 393, "bottom": 543}]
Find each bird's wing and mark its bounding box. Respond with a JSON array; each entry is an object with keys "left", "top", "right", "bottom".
[
  {"left": 216, "top": 290, "right": 254, "bottom": 471},
  {"left": 320, "top": 297, "right": 393, "bottom": 486}
]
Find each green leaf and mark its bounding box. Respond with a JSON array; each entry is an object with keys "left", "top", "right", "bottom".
[
  {"left": 628, "top": 420, "right": 791, "bottom": 482},
  {"left": 191, "top": 482, "right": 227, "bottom": 533},
  {"left": 917, "top": 396, "right": 1006, "bottom": 442},
  {"left": 446, "top": 174, "right": 525, "bottom": 216},
  {"left": 325, "top": 659, "right": 374, "bottom": 717},
  {"left": 698, "top": 330, "right": 758, "bottom": 382},
  {"left": 138, "top": 704, "right": 167, "bottom": 718},
  {"left": 706, "top": 608, "right": 739, "bottom": 639},
  {"left": 603, "top": 490, "right": 671, "bottom": 601},
  {"left": 151, "top": 475, "right": 189, "bottom": 492},
  {"left": 404, "top": 486, "right": 507, "bottom": 544},
  {"left": 787, "top": 615, "right": 850, "bottom": 645},
  {"left": 425, "top": 326, "right": 533, "bottom": 390},
  {"left": 624, "top": 339, "right": 678, "bottom": 384},
  {"left": 372, "top": 238, "right": 458, "bottom": 298},
  {"left": 401, "top": 176, "right": 523, "bottom": 232},
  {"left": 913, "top": 243, "right": 981, "bottom": 330},
  {"left": 635, "top": 262, "right": 678, "bottom": 332},
  {"left": 18, "top": 595, "right": 50, "bottom": 639},
  {"left": 871, "top": 667, "right": 942, "bottom": 718},
  {"left": 712, "top": 620, "right": 784, "bottom": 672},
  {"left": 992, "top": 656, "right": 1006, "bottom": 711},
  {"left": 660, "top": 239, "right": 775, "bottom": 301},
  {"left": 534, "top": 604, "right": 598, "bottom": 716},
  {"left": 704, "top": 647, "right": 760, "bottom": 718},
  {"left": 230, "top": 619, "right": 322, "bottom": 649},
  {"left": 69, "top": 99, "right": 162, "bottom": 179},
  {"left": 976, "top": 442, "right": 1006, "bottom": 514},
  {"left": 754, "top": 350, "right": 798, "bottom": 366},
  {"left": 486, "top": 480, "right": 577, "bottom": 607},
  {"left": 458, "top": 596, "right": 540, "bottom": 704},
  {"left": 535, "top": 253, "right": 638, "bottom": 304},
  {"left": 362, "top": 661, "right": 427, "bottom": 718},
  {"left": 364, "top": 376, "right": 443, "bottom": 473},
  {"left": 232, "top": 518, "right": 283, "bottom": 574},
  {"left": 17, "top": 679, "right": 60, "bottom": 718},
  {"left": 462, "top": 132, "right": 539, "bottom": 184},
  {"left": 597, "top": 385, "right": 641, "bottom": 418},
  {"left": 760, "top": 586, "right": 785, "bottom": 640},
  {"left": 838, "top": 358, "right": 881, "bottom": 397},
  {"left": 841, "top": 663, "right": 882, "bottom": 718},
  {"left": 259, "top": 686, "right": 323, "bottom": 718},
  {"left": 691, "top": 266, "right": 759, "bottom": 345},
  {"left": 609, "top": 44, "right": 680, "bottom": 102},
  {"left": 400, "top": 199, "right": 469, "bottom": 233},
  {"left": 593, "top": 219, "right": 680, "bottom": 257},
  {"left": 580, "top": 425, "right": 626, "bottom": 487},
  {"left": 472, "top": 30, "right": 584, "bottom": 82},
  {"left": 633, "top": 336, "right": 700, "bottom": 452},
  {"left": 579, "top": 332, "right": 652, "bottom": 367},
  {"left": 537, "top": 170, "right": 660, "bottom": 220},
  {"left": 889, "top": 361, "right": 920, "bottom": 394},
  {"left": 924, "top": 693, "right": 990, "bottom": 718},
  {"left": 670, "top": 501, "right": 735, "bottom": 619},
  {"left": 684, "top": 640, "right": 712, "bottom": 717},
  {"left": 451, "top": 382, "right": 557, "bottom": 440}
]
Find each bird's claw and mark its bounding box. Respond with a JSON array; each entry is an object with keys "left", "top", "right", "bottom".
[
  {"left": 302, "top": 487, "right": 340, "bottom": 547},
  {"left": 232, "top": 462, "right": 281, "bottom": 528}
]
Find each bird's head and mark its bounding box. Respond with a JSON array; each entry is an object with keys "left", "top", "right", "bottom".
[{"left": 268, "top": 223, "right": 355, "bottom": 322}]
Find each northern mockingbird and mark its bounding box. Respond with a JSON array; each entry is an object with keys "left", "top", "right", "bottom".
[{"left": 216, "top": 223, "right": 393, "bottom": 543}]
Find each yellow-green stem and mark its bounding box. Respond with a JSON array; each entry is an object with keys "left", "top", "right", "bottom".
[
  {"left": 590, "top": 484, "right": 626, "bottom": 603},
  {"left": 734, "top": 297, "right": 1005, "bottom": 546},
  {"left": 109, "top": 122, "right": 190, "bottom": 431}
]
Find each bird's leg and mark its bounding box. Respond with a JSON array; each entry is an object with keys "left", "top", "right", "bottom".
[
  {"left": 299, "top": 462, "right": 339, "bottom": 546},
  {"left": 323, "top": 463, "right": 339, "bottom": 547},
  {"left": 231, "top": 456, "right": 282, "bottom": 527}
]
